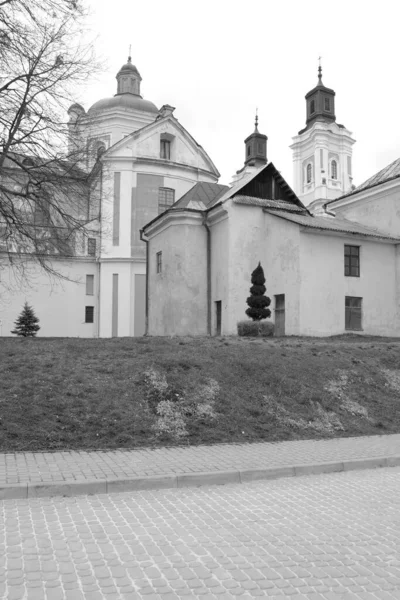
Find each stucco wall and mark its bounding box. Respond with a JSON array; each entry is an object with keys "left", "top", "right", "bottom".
[
  {"left": 299, "top": 232, "right": 399, "bottom": 336},
  {"left": 0, "top": 259, "right": 98, "bottom": 337},
  {"left": 333, "top": 186, "right": 400, "bottom": 238},
  {"left": 210, "top": 214, "right": 229, "bottom": 335},
  {"left": 148, "top": 220, "right": 208, "bottom": 336}
]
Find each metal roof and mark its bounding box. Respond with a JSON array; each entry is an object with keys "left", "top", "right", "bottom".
[
  {"left": 172, "top": 182, "right": 229, "bottom": 210},
  {"left": 233, "top": 196, "right": 306, "bottom": 212},
  {"left": 328, "top": 156, "right": 400, "bottom": 203},
  {"left": 266, "top": 210, "right": 400, "bottom": 241}
]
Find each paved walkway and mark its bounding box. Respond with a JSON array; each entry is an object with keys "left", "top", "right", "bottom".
[
  {"left": 1, "top": 434, "right": 400, "bottom": 499},
  {"left": 2, "top": 467, "right": 400, "bottom": 599}
]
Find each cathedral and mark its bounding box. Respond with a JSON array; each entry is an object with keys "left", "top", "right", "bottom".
[{"left": 1, "top": 59, "right": 400, "bottom": 338}]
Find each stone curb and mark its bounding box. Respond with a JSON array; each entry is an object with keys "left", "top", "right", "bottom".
[{"left": 1, "top": 455, "right": 400, "bottom": 501}]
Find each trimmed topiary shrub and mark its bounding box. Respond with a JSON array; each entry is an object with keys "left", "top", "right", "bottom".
[{"left": 246, "top": 262, "right": 271, "bottom": 321}]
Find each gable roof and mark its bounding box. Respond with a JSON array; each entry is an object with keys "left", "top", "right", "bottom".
[
  {"left": 173, "top": 182, "right": 229, "bottom": 210},
  {"left": 103, "top": 114, "right": 220, "bottom": 178},
  {"left": 266, "top": 210, "right": 400, "bottom": 241},
  {"left": 327, "top": 156, "right": 400, "bottom": 203}
]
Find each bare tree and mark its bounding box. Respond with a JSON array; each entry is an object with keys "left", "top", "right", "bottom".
[{"left": 0, "top": 0, "right": 101, "bottom": 284}]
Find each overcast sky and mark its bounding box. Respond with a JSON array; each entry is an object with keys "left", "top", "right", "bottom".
[{"left": 83, "top": 0, "right": 400, "bottom": 188}]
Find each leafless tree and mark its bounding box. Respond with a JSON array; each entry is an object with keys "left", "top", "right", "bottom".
[{"left": 0, "top": 0, "right": 102, "bottom": 286}]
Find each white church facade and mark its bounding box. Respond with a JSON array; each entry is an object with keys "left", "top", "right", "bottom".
[
  {"left": 1, "top": 62, "right": 400, "bottom": 338},
  {"left": 0, "top": 57, "right": 219, "bottom": 337}
]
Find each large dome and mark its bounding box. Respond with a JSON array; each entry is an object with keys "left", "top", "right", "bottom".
[{"left": 88, "top": 94, "right": 158, "bottom": 115}]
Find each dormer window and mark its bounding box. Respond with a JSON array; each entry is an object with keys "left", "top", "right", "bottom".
[
  {"left": 331, "top": 160, "right": 338, "bottom": 180},
  {"left": 310, "top": 100, "right": 315, "bottom": 115},
  {"left": 160, "top": 139, "right": 170, "bottom": 160},
  {"left": 324, "top": 97, "right": 331, "bottom": 111},
  {"left": 306, "top": 163, "right": 312, "bottom": 183}
]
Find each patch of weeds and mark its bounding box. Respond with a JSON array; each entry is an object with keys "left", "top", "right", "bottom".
[
  {"left": 325, "top": 369, "right": 369, "bottom": 419},
  {"left": 308, "top": 401, "right": 344, "bottom": 433},
  {"left": 142, "top": 367, "right": 219, "bottom": 441},
  {"left": 381, "top": 368, "right": 400, "bottom": 394}
]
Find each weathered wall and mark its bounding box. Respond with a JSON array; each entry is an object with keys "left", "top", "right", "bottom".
[
  {"left": 210, "top": 214, "right": 229, "bottom": 335},
  {"left": 299, "top": 232, "right": 399, "bottom": 336},
  {"left": 0, "top": 259, "right": 98, "bottom": 337},
  {"left": 148, "top": 219, "right": 208, "bottom": 336},
  {"left": 333, "top": 185, "right": 400, "bottom": 238}
]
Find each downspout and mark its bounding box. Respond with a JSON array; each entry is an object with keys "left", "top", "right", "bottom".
[
  {"left": 96, "top": 162, "right": 103, "bottom": 338},
  {"left": 202, "top": 213, "right": 212, "bottom": 336},
  {"left": 140, "top": 228, "right": 149, "bottom": 336}
]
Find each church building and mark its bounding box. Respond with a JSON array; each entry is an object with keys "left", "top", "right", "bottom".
[{"left": 142, "top": 68, "right": 400, "bottom": 338}]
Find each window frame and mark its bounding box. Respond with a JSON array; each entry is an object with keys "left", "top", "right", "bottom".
[
  {"left": 331, "top": 159, "right": 338, "bottom": 180},
  {"left": 160, "top": 139, "right": 171, "bottom": 160},
  {"left": 306, "top": 163, "right": 312, "bottom": 184},
  {"left": 156, "top": 251, "right": 162, "bottom": 274},
  {"left": 88, "top": 237, "right": 96, "bottom": 256},
  {"left": 85, "top": 274, "right": 94, "bottom": 296},
  {"left": 345, "top": 296, "right": 362, "bottom": 331},
  {"left": 310, "top": 100, "right": 315, "bottom": 115},
  {"left": 344, "top": 244, "right": 360, "bottom": 277},
  {"left": 85, "top": 306, "right": 94, "bottom": 324},
  {"left": 158, "top": 187, "right": 175, "bottom": 214},
  {"left": 324, "top": 97, "right": 331, "bottom": 112}
]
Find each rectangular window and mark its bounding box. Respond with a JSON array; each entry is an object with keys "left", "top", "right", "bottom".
[
  {"left": 88, "top": 237, "right": 96, "bottom": 256},
  {"left": 156, "top": 251, "right": 162, "bottom": 274},
  {"left": 160, "top": 140, "right": 171, "bottom": 159},
  {"left": 345, "top": 297, "right": 362, "bottom": 331},
  {"left": 158, "top": 187, "right": 175, "bottom": 214},
  {"left": 86, "top": 274, "right": 94, "bottom": 296},
  {"left": 85, "top": 306, "right": 94, "bottom": 323},
  {"left": 344, "top": 245, "right": 360, "bottom": 277},
  {"left": 324, "top": 97, "right": 331, "bottom": 111}
]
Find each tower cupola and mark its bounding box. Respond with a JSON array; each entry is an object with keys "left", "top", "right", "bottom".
[
  {"left": 301, "top": 60, "right": 336, "bottom": 134},
  {"left": 244, "top": 112, "right": 267, "bottom": 167},
  {"left": 116, "top": 55, "right": 142, "bottom": 96}
]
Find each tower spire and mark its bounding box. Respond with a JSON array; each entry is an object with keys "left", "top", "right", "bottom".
[
  {"left": 128, "top": 45, "right": 132, "bottom": 63},
  {"left": 318, "top": 56, "right": 323, "bottom": 85},
  {"left": 254, "top": 108, "right": 259, "bottom": 132}
]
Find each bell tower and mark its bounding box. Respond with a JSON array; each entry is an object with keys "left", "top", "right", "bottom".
[
  {"left": 290, "top": 61, "right": 356, "bottom": 210},
  {"left": 231, "top": 112, "right": 267, "bottom": 184}
]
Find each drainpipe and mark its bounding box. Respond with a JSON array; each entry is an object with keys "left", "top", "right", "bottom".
[
  {"left": 96, "top": 163, "right": 103, "bottom": 338},
  {"left": 202, "top": 213, "right": 212, "bottom": 336},
  {"left": 139, "top": 228, "right": 149, "bottom": 335}
]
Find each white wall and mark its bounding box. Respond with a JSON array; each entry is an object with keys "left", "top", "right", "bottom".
[
  {"left": 148, "top": 218, "right": 208, "bottom": 336},
  {"left": 299, "top": 232, "right": 399, "bottom": 336},
  {"left": 0, "top": 259, "right": 98, "bottom": 337}
]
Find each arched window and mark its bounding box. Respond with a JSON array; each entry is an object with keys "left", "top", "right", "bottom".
[
  {"left": 331, "top": 160, "right": 337, "bottom": 180},
  {"left": 306, "top": 163, "right": 312, "bottom": 183}
]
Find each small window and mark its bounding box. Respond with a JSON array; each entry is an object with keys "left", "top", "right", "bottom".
[
  {"left": 344, "top": 245, "right": 360, "bottom": 277},
  {"left": 310, "top": 100, "right": 315, "bottom": 114},
  {"left": 86, "top": 274, "right": 94, "bottom": 296},
  {"left": 345, "top": 297, "right": 362, "bottom": 331},
  {"left": 347, "top": 155, "right": 352, "bottom": 176},
  {"left": 247, "top": 145, "right": 251, "bottom": 156},
  {"left": 324, "top": 97, "right": 331, "bottom": 111},
  {"left": 306, "top": 163, "right": 312, "bottom": 183},
  {"left": 85, "top": 306, "right": 94, "bottom": 323},
  {"left": 156, "top": 251, "right": 162, "bottom": 274},
  {"left": 331, "top": 160, "right": 338, "bottom": 180},
  {"left": 88, "top": 238, "right": 96, "bottom": 256},
  {"left": 158, "top": 187, "right": 175, "bottom": 214},
  {"left": 160, "top": 139, "right": 171, "bottom": 159}
]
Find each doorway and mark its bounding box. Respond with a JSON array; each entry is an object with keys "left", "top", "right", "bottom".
[
  {"left": 215, "top": 301, "right": 222, "bottom": 336},
  {"left": 274, "top": 294, "right": 285, "bottom": 336}
]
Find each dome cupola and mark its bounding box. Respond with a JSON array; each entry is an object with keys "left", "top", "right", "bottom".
[
  {"left": 116, "top": 55, "right": 142, "bottom": 96},
  {"left": 301, "top": 60, "right": 336, "bottom": 133},
  {"left": 244, "top": 112, "right": 267, "bottom": 167}
]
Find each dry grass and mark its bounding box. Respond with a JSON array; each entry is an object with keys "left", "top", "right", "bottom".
[{"left": 1, "top": 334, "right": 400, "bottom": 451}]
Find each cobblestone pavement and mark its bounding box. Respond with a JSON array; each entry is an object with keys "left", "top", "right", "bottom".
[
  {"left": 1, "top": 434, "right": 400, "bottom": 486},
  {"left": 1, "top": 467, "right": 400, "bottom": 599}
]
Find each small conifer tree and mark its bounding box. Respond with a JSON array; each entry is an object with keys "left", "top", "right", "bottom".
[
  {"left": 245, "top": 262, "right": 271, "bottom": 321},
  {"left": 11, "top": 302, "right": 40, "bottom": 337}
]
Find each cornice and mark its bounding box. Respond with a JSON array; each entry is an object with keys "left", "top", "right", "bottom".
[
  {"left": 143, "top": 209, "right": 204, "bottom": 238},
  {"left": 298, "top": 227, "right": 399, "bottom": 244},
  {"left": 328, "top": 177, "right": 400, "bottom": 210}
]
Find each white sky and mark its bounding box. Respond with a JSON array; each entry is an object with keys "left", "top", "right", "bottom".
[{"left": 83, "top": 0, "right": 400, "bottom": 187}]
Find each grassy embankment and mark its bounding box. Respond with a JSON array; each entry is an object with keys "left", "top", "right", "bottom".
[{"left": 1, "top": 335, "right": 400, "bottom": 451}]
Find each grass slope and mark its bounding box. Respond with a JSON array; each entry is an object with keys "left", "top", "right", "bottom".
[{"left": 1, "top": 335, "right": 400, "bottom": 452}]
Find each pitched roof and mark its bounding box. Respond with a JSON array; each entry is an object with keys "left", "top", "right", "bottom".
[
  {"left": 233, "top": 196, "right": 306, "bottom": 213},
  {"left": 327, "top": 156, "right": 400, "bottom": 203},
  {"left": 173, "top": 182, "right": 229, "bottom": 210},
  {"left": 266, "top": 210, "right": 400, "bottom": 241}
]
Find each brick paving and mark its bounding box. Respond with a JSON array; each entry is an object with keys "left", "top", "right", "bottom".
[
  {"left": 1, "top": 434, "right": 400, "bottom": 487},
  {"left": 1, "top": 466, "right": 400, "bottom": 599}
]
